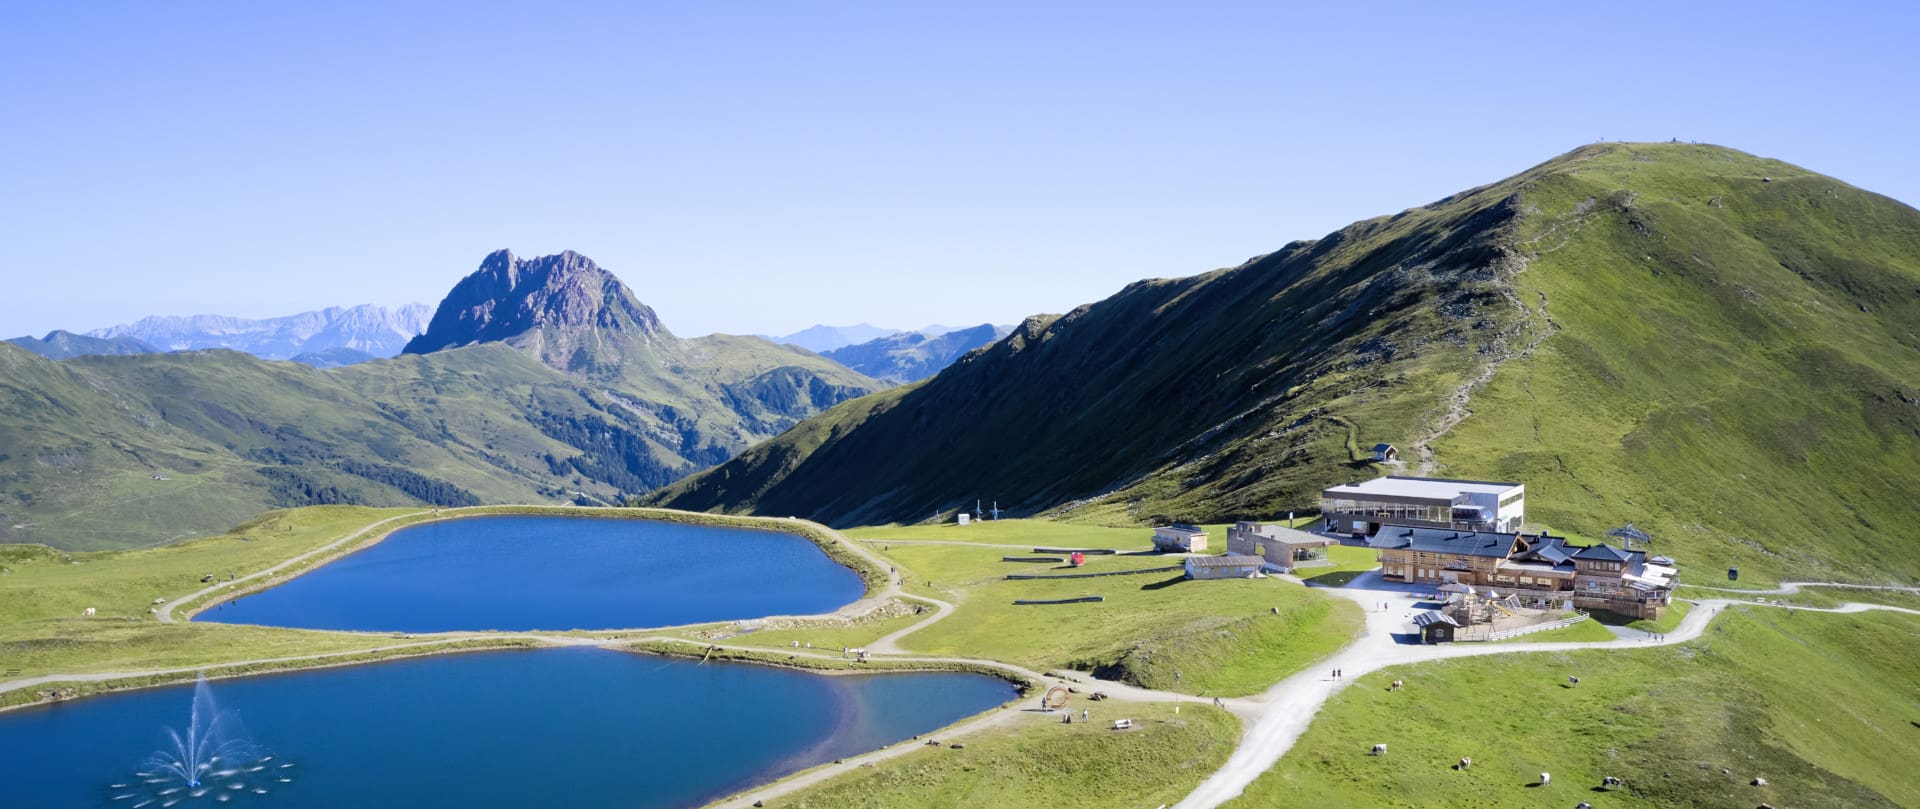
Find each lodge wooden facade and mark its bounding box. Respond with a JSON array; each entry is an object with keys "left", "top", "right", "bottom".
[{"left": 1370, "top": 526, "right": 1677, "bottom": 619}]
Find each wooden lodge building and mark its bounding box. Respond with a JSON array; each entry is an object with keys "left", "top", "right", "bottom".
[{"left": 1367, "top": 525, "right": 1678, "bottom": 619}]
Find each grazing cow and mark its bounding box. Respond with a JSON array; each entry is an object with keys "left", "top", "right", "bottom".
[
  {"left": 1457, "top": 757, "right": 1472, "bottom": 771},
  {"left": 1577, "top": 803, "right": 1592, "bottom": 809},
  {"left": 1371, "top": 744, "right": 1387, "bottom": 756},
  {"left": 81, "top": 607, "right": 96, "bottom": 617},
  {"left": 1390, "top": 679, "right": 1404, "bottom": 691},
  {"left": 1539, "top": 772, "right": 1552, "bottom": 785},
  {"left": 1602, "top": 775, "right": 1622, "bottom": 789},
  {"left": 1567, "top": 676, "right": 1580, "bottom": 686}
]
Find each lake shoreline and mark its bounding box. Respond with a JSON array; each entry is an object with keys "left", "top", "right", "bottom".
[
  {"left": 0, "top": 637, "right": 539, "bottom": 715},
  {"left": 176, "top": 505, "right": 888, "bottom": 623},
  {"left": 621, "top": 639, "right": 1037, "bottom": 690}
]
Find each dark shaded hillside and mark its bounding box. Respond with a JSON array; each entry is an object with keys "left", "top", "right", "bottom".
[
  {"left": 647, "top": 165, "right": 1538, "bottom": 527},
  {"left": 649, "top": 143, "right": 1920, "bottom": 583}
]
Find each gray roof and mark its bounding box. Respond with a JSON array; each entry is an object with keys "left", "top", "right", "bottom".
[
  {"left": 1366, "top": 525, "right": 1657, "bottom": 576},
  {"left": 1185, "top": 555, "right": 1264, "bottom": 568},
  {"left": 1367, "top": 527, "right": 1517, "bottom": 559},
  {"left": 1240, "top": 523, "right": 1334, "bottom": 546},
  {"left": 1574, "top": 543, "right": 1632, "bottom": 562},
  {"left": 1519, "top": 541, "right": 1574, "bottom": 566},
  {"left": 1323, "top": 475, "right": 1523, "bottom": 501},
  {"left": 1413, "top": 611, "right": 1460, "bottom": 628}
]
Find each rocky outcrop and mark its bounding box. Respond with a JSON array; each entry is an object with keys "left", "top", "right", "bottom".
[{"left": 403, "top": 249, "right": 664, "bottom": 372}]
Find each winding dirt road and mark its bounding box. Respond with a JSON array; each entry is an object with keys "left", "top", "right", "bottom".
[{"left": 1172, "top": 578, "right": 1920, "bottom": 808}]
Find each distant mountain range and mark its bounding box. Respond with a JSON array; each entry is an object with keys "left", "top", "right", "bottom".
[
  {"left": 761, "top": 324, "right": 904, "bottom": 353},
  {"left": 0, "top": 249, "right": 880, "bottom": 550},
  {"left": 822, "top": 324, "right": 1012, "bottom": 383},
  {"left": 84, "top": 304, "right": 433, "bottom": 361},
  {"left": 6, "top": 330, "right": 157, "bottom": 360}
]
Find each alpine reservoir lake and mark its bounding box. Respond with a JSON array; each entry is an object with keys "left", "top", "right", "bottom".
[
  {"left": 196, "top": 515, "right": 867, "bottom": 632},
  {"left": 0, "top": 647, "right": 1019, "bottom": 808}
]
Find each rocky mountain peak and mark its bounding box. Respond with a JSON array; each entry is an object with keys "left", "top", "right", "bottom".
[{"left": 403, "top": 249, "right": 665, "bottom": 361}]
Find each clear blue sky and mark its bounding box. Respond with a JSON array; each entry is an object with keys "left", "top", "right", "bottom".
[{"left": 4, "top": 1, "right": 1915, "bottom": 339}]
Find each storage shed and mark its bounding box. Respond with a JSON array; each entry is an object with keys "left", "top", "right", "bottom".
[
  {"left": 1414, "top": 610, "right": 1460, "bottom": 644},
  {"left": 1184, "top": 555, "right": 1264, "bottom": 580},
  {"left": 1152, "top": 524, "right": 1209, "bottom": 553}
]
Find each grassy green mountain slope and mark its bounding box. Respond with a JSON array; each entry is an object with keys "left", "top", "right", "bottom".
[
  {"left": 649, "top": 143, "right": 1920, "bottom": 583},
  {"left": 1435, "top": 144, "right": 1920, "bottom": 583}
]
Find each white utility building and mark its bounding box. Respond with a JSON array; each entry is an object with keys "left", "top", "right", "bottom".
[{"left": 1319, "top": 476, "right": 1525, "bottom": 535}]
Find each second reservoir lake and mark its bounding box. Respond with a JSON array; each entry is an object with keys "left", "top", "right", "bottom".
[{"left": 196, "top": 516, "right": 868, "bottom": 632}]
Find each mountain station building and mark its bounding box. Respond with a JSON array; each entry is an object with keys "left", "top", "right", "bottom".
[{"left": 1320, "top": 476, "right": 1525, "bottom": 535}]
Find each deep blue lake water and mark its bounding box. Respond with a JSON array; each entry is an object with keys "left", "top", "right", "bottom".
[
  {"left": 0, "top": 648, "right": 1017, "bottom": 808},
  {"left": 196, "top": 516, "right": 866, "bottom": 632}
]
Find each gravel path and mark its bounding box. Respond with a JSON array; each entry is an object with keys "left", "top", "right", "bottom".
[{"left": 1173, "top": 581, "right": 1920, "bottom": 808}]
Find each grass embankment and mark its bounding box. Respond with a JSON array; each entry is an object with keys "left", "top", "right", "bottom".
[
  {"left": 847, "top": 520, "right": 1364, "bottom": 696},
  {"left": 0, "top": 507, "right": 426, "bottom": 678},
  {"left": 1, "top": 639, "right": 535, "bottom": 711},
  {"left": 1491, "top": 613, "right": 1617, "bottom": 644},
  {"left": 776, "top": 702, "right": 1239, "bottom": 809},
  {"left": 1227, "top": 607, "right": 1920, "bottom": 808},
  {"left": 1591, "top": 598, "right": 1693, "bottom": 635},
  {"left": 626, "top": 640, "right": 1032, "bottom": 689},
  {"left": 666, "top": 597, "right": 938, "bottom": 653}
]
